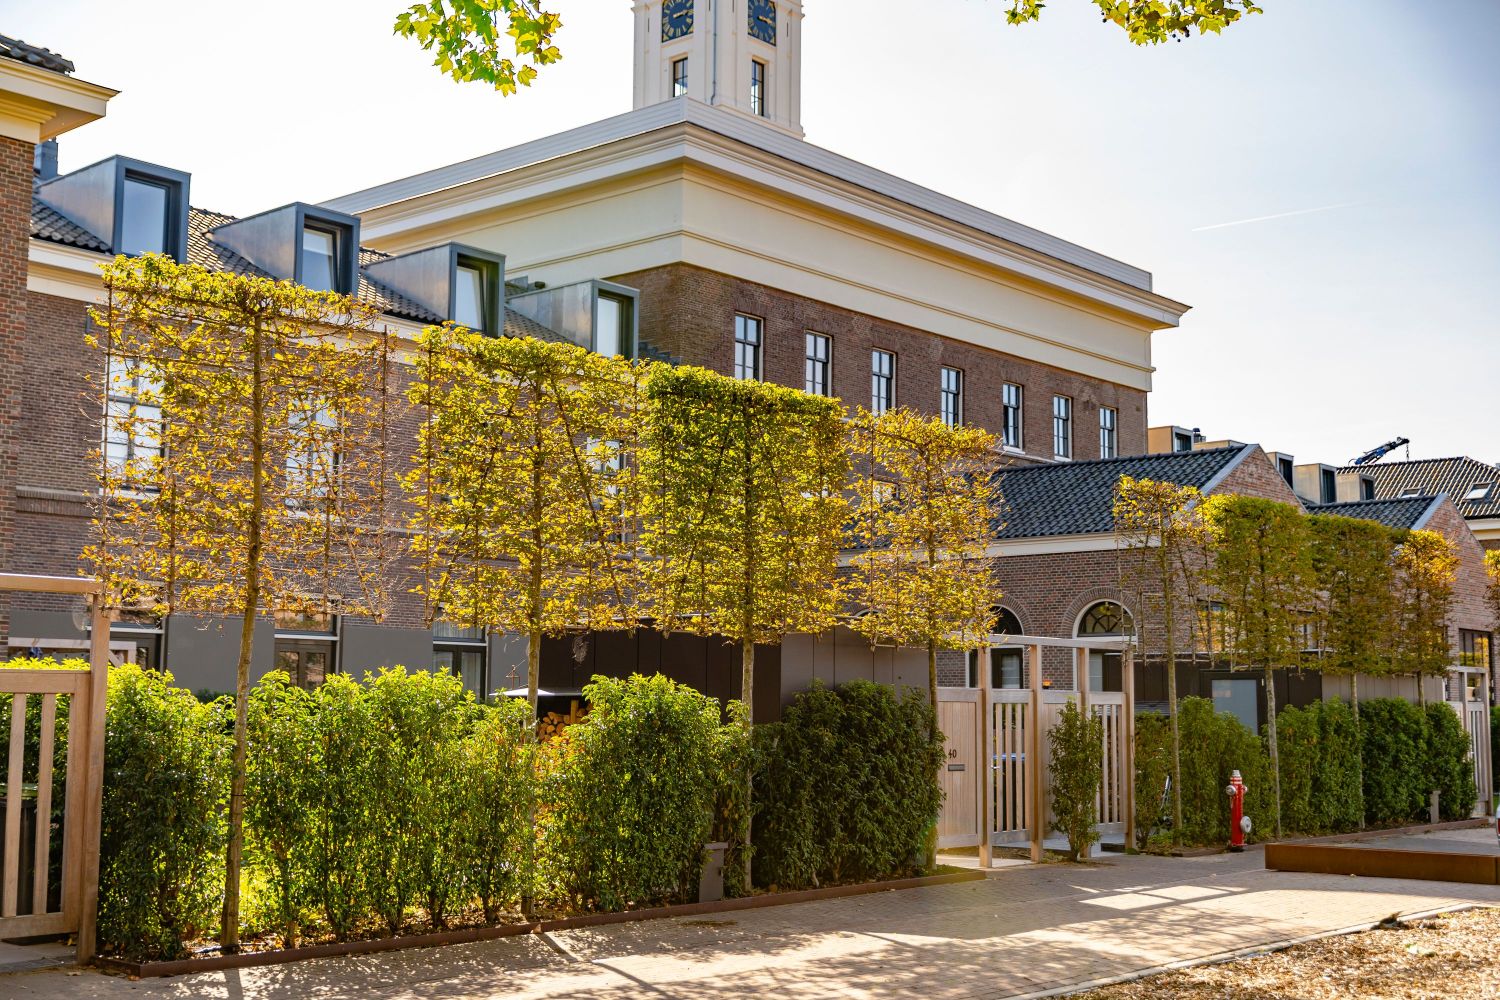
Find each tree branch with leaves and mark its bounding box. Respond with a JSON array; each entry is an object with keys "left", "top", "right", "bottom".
[
  {"left": 1001, "top": 0, "right": 1263, "bottom": 44},
  {"left": 395, "top": 0, "right": 562, "bottom": 92}
]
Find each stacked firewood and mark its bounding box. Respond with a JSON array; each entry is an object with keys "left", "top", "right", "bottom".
[{"left": 536, "top": 700, "right": 587, "bottom": 741}]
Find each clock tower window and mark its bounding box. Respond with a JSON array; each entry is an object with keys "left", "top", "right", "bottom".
[
  {"left": 750, "top": 60, "right": 767, "bottom": 117},
  {"left": 672, "top": 57, "right": 688, "bottom": 97}
]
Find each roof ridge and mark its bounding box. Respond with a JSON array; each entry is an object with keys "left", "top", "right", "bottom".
[{"left": 996, "top": 444, "right": 1244, "bottom": 476}]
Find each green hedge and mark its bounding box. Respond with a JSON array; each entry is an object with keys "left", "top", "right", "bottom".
[
  {"left": 752, "top": 680, "right": 942, "bottom": 889},
  {"left": 1272, "top": 700, "right": 1362, "bottom": 835},
  {"left": 98, "top": 665, "right": 231, "bottom": 961},
  {"left": 1359, "top": 698, "right": 1429, "bottom": 825},
  {"left": 1049, "top": 700, "right": 1102, "bottom": 861},
  {"left": 1132, "top": 712, "right": 1172, "bottom": 849},
  {"left": 1175, "top": 697, "right": 1274, "bottom": 845},
  {"left": 1424, "top": 703, "right": 1476, "bottom": 821}
]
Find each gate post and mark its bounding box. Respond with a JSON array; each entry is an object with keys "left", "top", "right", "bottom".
[
  {"left": 1123, "top": 645, "right": 1136, "bottom": 850},
  {"left": 1028, "top": 643, "right": 1044, "bottom": 863},
  {"left": 76, "top": 595, "right": 110, "bottom": 963}
]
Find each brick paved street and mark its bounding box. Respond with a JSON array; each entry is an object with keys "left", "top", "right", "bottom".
[{"left": 8, "top": 841, "right": 1499, "bottom": 1000}]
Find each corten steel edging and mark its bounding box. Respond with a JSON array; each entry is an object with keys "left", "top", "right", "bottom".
[
  {"left": 1265, "top": 843, "right": 1500, "bottom": 885},
  {"left": 1275, "top": 818, "right": 1487, "bottom": 847},
  {"left": 93, "top": 868, "right": 987, "bottom": 979}
]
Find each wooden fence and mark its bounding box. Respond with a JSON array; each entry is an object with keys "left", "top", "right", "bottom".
[
  {"left": 0, "top": 574, "right": 108, "bottom": 962},
  {"left": 938, "top": 635, "right": 1135, "bottom": 865}
]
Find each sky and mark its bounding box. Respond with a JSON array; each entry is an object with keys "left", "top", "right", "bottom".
[{"left": 8, "top": 0, "right": 1498, "bottom": 465}]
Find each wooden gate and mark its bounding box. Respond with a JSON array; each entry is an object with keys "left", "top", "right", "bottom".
[
  {"left": 937, "top": 636, "right": 1134, "bottom": 865},
  {"left": 1446, "top": 666, "right": 1492, "bottom": 818},
  {"left": 0, "top": 574, "right": 108, "bottom": 962}
]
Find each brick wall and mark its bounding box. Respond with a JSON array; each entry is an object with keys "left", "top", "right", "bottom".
[
  {"left": 0, "top": 136, "right": 36, "bottom": 643},
  {"left": 1422, "top": 498, "right": 1496, "bottom": 662},
  {"left": 609, "top": 262, "right": 1148, "bottom": 463}
]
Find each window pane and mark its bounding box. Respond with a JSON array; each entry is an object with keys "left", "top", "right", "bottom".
[
  {"left": 120, "top": 177, "right": 169, "bottom": 256},
  {"left": 673, "top": 58, "right": 689, "bottom": 97},
  {"left": 734, "top": 315, "right": 761, "bottom": 380},
  {"left": 805, "top": 332, "right": 829, "bottom": 395},
  {"left": 454, "top": 263, "right": 485, "bottom": 330},
  {"left": 596, "top": 294, "right": 623, "bottom": 357},
  {"left": 1212, "top": 678, "right": 1258, "bottom": 733},
  {"left": 301, "top": 227, "right": 338, "bottom": 291}
]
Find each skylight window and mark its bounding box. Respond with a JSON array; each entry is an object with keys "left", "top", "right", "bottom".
[
  {"left": 1464, "top": 482, "right": 1493, "bottom": 501},
  {"left": 1399, "top": 488, "right": 1422, "bottom": 498}
]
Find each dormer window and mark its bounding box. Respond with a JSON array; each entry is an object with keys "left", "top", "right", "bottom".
[
  {"left": 119, "top": 175, "right": 171, "bottom": 256},
  {"left": 453, "top": 257, "right": 489, "bottom": 332},
  {"left": 1360, "top": 477, "right": 1375, "bottom": 501},
  {"left": 300, "top": 225, "right": 341, "bottom": 292},
  {"left": 506, "top": 279, "right": 639, "bottom": 357},
  {"left": 1465, "top": 482, "right": 1493, "bottom": 501},
  {"left": 596, "top": 292, "right": 630, "bottom": 358},
  {"left": 36, "top": 156, "right": 191, "bottom": 262}
]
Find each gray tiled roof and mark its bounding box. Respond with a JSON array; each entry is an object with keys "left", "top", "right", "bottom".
[
  {"left": 1311, "top": 496, "right": 1437, "bottom": 531},
  {"left": 0, "top": 35, "right": 74, "bottom": 75},
  {"left": 31, "top": 199, "right": 108, "bottom": 251},
  {"left": 991, "top": 446, "right": 1247, "bottom": 539},
  {"left": 1344, "top": 456, "right": 1500, "bottom": 521},
  {"left": 32, "top": 194, "right": 570, "bottom": 341}
]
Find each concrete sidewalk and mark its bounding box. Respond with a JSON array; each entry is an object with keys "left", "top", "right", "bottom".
[{"left": 8, "top": 847, "right": 1498, "bottom": 1000}]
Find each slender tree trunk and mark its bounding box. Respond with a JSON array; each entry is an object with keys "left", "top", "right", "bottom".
[
  {"left": 1163, "top": 555, "right": 1183, "bottom": 846},
  {"left": 1353, "top": 673, "right": 1364, "bottom": 829},
  {"left": 1265, "top": 663, "right": 1282, "bottom": 839},
  {"left": 222, "top": 316, "right": 267, "bottom": 951},
  {"left": 741, "top": 631, "right": 754, "bottom": 889},
  {"left": 522, "top": 444, "right": 544, "bottom": 920}
]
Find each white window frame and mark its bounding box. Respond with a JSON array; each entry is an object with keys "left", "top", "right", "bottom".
[
  {"left": 1052, "top": 395, "right": 1072, "bottom": 461},
  {"left": 1098, "top": 405, "right": 1117, "bottom": 459},
  {"left": 940, "top": 366, "right": 963, "bottom": 427},
  {"left": 750, "top": 59, "right": 768, "bottom": 117},
  {"left": 671, "top": 56, "right": 689, "bottom": 97},
  {"left": 1001, "top": 382, "right": 1023, "bottom": 450},
  {"left": 734, "top": 314, "right": 763, "bottom": 381},
  {"left": 804, "top": 332, "right": 831, "bottom": 396},
  {"left": 104, "top": 357, "right": 163, "bottom": 481},
  {"left": 871, "top": 349, "right": 896, "bottom": 415}
]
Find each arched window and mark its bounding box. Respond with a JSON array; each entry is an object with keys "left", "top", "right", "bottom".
[
  {"left": 970, "top": 607, "right": 1025, "bottom": 688},
  {"left": 1077, "top": 601, "right": 1134, "bottom": 638},
  {"left": 992, "top": 607, "right": 1023, "bottom": 638}
]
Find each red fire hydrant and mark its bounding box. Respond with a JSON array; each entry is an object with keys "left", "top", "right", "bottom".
[{"left": 1226, "top": 769, "right": 1251, "bottom": 852}]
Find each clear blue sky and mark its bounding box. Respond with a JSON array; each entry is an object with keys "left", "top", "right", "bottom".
[{"left": 10, "top": 0, "right": 1498, "bottom": 465}]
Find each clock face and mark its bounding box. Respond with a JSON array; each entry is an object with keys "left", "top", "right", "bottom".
[
  {"left": 748, "top": 0, "right": 777, "bottom": 45},
  {"left": 662, "top": 0, "right": 694, "bottom": 41}
]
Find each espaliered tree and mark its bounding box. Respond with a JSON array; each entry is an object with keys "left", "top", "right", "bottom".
[
  {"left": 1307, "top": 514, "right": 1400, "bottom": 720},
  {"left": 848, "top": 407, "right": 1003, "bottom": 722},
  {"left": 637, "top": 365, "right": 848, "bottom": 885},
  {"left": 1200, "top": 494, "right": 1315, "bottom": 839},
  {"left": 404, "top": 326, "right": 644, "bottom": 714},
  {"left": 1390, "top": 528, "right": 1458, "bottom": 706},
  {"left": 1486, "top": 550, "right": 1500, "bottom": 631},
  {"left": 1112, "top": 475, "right": 1209, "bottom": 846},
  {"left": 87, "top": 254, "right": 396, "bottom": 951}
]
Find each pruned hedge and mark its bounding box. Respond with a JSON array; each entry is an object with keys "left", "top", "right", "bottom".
[
  {"left": 1138, "top": 695, "right": 1476, "bottom": 847},
  {"left": 752, "top": 680, "right": 942, "bottom": 890}
]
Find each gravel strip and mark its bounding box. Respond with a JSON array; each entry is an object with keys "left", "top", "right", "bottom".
[{"left": 1068, "top": 905, "right": 1500, "bottom": 999}]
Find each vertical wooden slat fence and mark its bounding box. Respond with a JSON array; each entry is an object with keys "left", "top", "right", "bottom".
[{"left": 0, "top": 574, "right": 108, "bottom": 963}]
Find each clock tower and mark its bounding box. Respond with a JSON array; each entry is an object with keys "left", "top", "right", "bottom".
[{"left": 632, "top": 0, "right": 804, "bottom": 138}]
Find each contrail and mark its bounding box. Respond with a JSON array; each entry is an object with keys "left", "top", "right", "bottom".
[{"left": 1192, "top": 201, "right": 1360, "bottom": 232}]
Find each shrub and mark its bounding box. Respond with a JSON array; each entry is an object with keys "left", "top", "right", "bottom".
[
  {"left": 540, "top": 674, "right": 728, "bottom": 911},
  {"left": 97, "top": 665, "right": 231, "bottom": 961},
  {"left": 302, "top": 672, "right": 377, "bottom": 940},
  {"left": 1312, "top": 699, "right": 1364, "bottom": 832},
  {"left": 1273, "top": 703, "right": 1320, "bottom": 834},
  {"left": 1360, "top": 698, "right": 1428, "bottom": 825},
  {"left": 753, "top": 680, "right": 942, "bottom": 889},
  {"left": 1493, "top": 704, "right": 1500, "bottom": 795},
  {"left": 1424, "top": 703, "right": 1475, "bottom": 821},
  {"left": 1132, "top": 712, "right": 1172, "bottom": 850},
  {"left": 1176, "top": 696, "right": 1273, "bottom": 845},
  {"left": 245, "top": 672, "right": 317, "bottom": 947},
  {"left": 710, "top": 700, "right": 752, "bottom": 899},
  {"left": 456, "top": 696, "right": 534, "bottom": 921},
  {"left": 1048, "top": 700, "right": 1103, "bottom": 862}
]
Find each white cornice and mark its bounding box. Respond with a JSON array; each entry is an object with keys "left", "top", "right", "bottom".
[
  {"left": 984, "top": 533, "right": 1129, "bottom": 557},
  {"left": 324, "top": 101, "right": 1188, "bottom": 323},
  {"left": 0, "top": 60, "right": 115, "bottom": 142}
]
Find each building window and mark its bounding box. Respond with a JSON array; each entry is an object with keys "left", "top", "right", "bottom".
[
  {"left": 1173, "top": 430, "right": 1193, "bottom": 453},
  {"left": 104, "top": 357, "right": 163, "bottom": 479},
  {"left": 1078, "top": 601, "right": 1133, "bottom": 638},
  {"left": 1460, "top": 630, "right": 1492, "bottom": 671},
  {"left": 274, "top": 605, "right": 337, "bottom": 688},
  {"left": 1360, "top": 478, "right": 1375, "bottom": 501},
  {"left": 596, "top": 292, "right": 632, "bottom": 358},
  {"left": 119, "top": 175, "right": 170, "bottom": 256},
  {"left": 734, "top": 314, "right": 762, "bottom": 380},
  {"left": 453, "top": 261, "right": 489, "bottom": 332},
  {"left": 750, "top": 60, "right": 767, "bottom": 117},
  {"left": 435, "top": 622, "right": 488, "bottom": 696},
  {"left": 1052, "top": 395, "right": 1072, "bottom": 460},
  {"left": 1464, "top": 482, "right": 1493, "bottom": 502},
  {"left": 286, "top": 405, "right": 338, "bottom": 497},
  {"left": 1001, "top": 382, "right": 1023, "bottom": 449},
  {"left": 1320, "top": 468, "right": 1336, "bottom": 504},
  {"left": 301, "top": 225, "right": 341, "bottom": 292},
  {"left": 672, "top": 56, "right": 689, "bottom": 97},
  {"left": 967, "top": 608, "right": 1025, "bottom": 688},
  {"left": 1277, "top": 456, "right": 1294, "bottom": 486},
  {"left": 871, "top": 349, "right": 895, "bottom": 415},
  {"left": 804, "top": 332, "right": 830, "bottom": 396},
  {"left": 1099, "top": 406, "right": 1117, "bottom": 459},
  {"left": 940, "top": 367, "right": 963, "bottom": 427}
]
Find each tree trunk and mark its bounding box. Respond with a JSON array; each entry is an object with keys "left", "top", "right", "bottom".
[
  {"left": 1264, "top": 664, "right": 1282, "bottom": 840},
  {"left": 1167, "top": 656, "right": 1183, "bottom": 847},
  {"left": 741, "top": 632, "right": 754, "bottom": 889},
  {"left": 222, "top": 316, "right": 267, "bottom": 952},
  {"left": 1352, "top": 673, "right": 1364, "bottom": 829}
]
